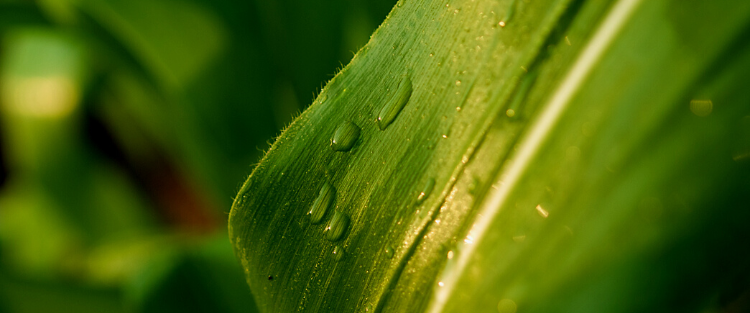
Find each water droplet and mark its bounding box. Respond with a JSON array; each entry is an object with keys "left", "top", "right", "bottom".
[
  {"left": 333, "top": 245, "right": 345, "bottom": 261},
  {"left": 447, "top": 250, "right": 454, "bottom": 259},
  {"left": 468, "top": 177, "right": 480, "bottom": 195},
  {"left": 506, "top": 68, "right": 539, "bottom": 120},
  {"left": 385, "top": 246, "right": 395, "bottom": 258},
  {"left": 497, "top": 299, "right": 517, "bottom": 313},
  {"left": 690, "top": 99, "right": 713, "bottom": 117},
  {"left": 426, "top": 138, "right": 437, "bottom": 150},
  {"left": 364, "top": 304, "right": 373, "bottom": 312},
  {"left": 455, "top": 80, "right": 462, "bottom": 86},
  {"left": 324, "top": 210, "right": 350, "bottom": 241},
  {"left": 416, "top": 178, "right": 436, "bottom": 204},
  {"left": 310, "top": 182, "right": 335, "bottom": 224},
  {"left": 499, "top": 0, "right": 518, "bottom": 28},
  {"left": 535, "top": 204, "right": 549, "bottom": 218},
  {"left": 438, "top": 281, "right": 445, "bottom": 287},
  {"left": 397, "top": 0, "right": 404, "bottom": 7},
  {"left": 331, "top": 121, "right": 361, "bottom": 151},
  {"left": 377, "top": 75, "right": 413, "bottom": 130}
]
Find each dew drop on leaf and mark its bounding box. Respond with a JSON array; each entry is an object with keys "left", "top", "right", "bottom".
[
  {"left": 333, "top": 245, "right": 345, "bottom": 262},
  {"left": 331, "top": 121, "right": 361, "bottom": 151},
  {"left": 417, "top": 178, "right": 436, "bottom": 204},
  {"left": 310, "top": 182, "right": 335, "bottom": 224},
  {"left": 385, "top": 246, "right": 395, "bottom": 259},
  {"left": 377, "top": 75, "right": 413, "bottom": 130},
  {"left": 324, "top": 210, "right": 350, "bottom": 241}
]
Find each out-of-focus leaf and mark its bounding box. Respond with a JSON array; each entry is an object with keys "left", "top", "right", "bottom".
[
  {"left": 229, "top": 0, "right": 750, "bottom": 312},
  {"left": 77, "top": 0, "right": 226, "bottom": 91}
]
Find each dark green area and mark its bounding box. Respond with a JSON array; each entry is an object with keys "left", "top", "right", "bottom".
[{"left": 0, "top": 0, "right": 395, "bottom": 312}]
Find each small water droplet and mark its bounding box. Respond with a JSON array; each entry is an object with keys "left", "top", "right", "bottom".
[
  {"left": 499, "top": 0, "right": 517, "bottom": 28},
  {"left": 417, "top": 178, "right": 436, "bottom": 204},
  {"left": 377, "top": 75, "right": 413, "bottom": 130},
  {"left": 364, "top": 304, "right": 373, "bottom": 312},
  {"left": 385, "top": 246, "right": 395, "bottom": 258},
  {"left": 468, "top": 177, "right": 480, "bottom": 195},
  {"left": 505, "top": 109, "right": 515, "bottom": 117},
  {"left": 429, "top": 53, "right": 434, "bottom": 57},
  {"left": 535, "top": 204, "right": 549, "bottom": 218},
  {"left": 426, "top": 139, "right": 436, "bottom": 150},
  {"left": 497, "top": 299, "right": 517, "bottom": 313},
  {"left": 455, "top": 80, "right": 462, "bottom": 86},
  {"left": 333, "top": 245, "right": 345, "bottom": 261},
  {"left": 331, "top": 121, "right": 361, "bottom": 151},
  {"left": 438, "top": 281, "right": 445, "bottom": 287},
  {"left": 397, "top": 0, "right": 404, "bottom": 7},
  {"left": 324, "top": 210, "right": 350, "bottom": 241},
  {"left": 690, "top": 99, "right": 713, "bottom": 117},
  {"left": 447, "top": 250, "right": 454, "bottom": 259},
  {"left": 310, "top": 182, "right": 335, "bottom": 224}
]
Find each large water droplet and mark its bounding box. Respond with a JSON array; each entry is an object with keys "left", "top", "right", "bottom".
[
  {"left": 416, "top": 178, "right": 436, "bottom": 204},
  {"left": 377, "top": 75, "right": 413, "bottom": 130},
  {"left": 325, "top": 210, "right": 350, "bottom": 241},
  {"left": 331, "top": 121, "right": 361, "bottom": 151},
  {"left": 310, "top": 182, "right": 335, "bottom": 224},
  {"left": 333, "top": 245, "right": 345, "bottom": 262}
]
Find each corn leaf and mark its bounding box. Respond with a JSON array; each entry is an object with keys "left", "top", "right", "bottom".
[{"left": 229, "top": 0, "right": 750, "bottom": 312}]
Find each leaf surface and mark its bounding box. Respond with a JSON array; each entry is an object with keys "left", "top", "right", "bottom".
[{"left": 229, "top": 0, "right": 750, "bottom": 312}]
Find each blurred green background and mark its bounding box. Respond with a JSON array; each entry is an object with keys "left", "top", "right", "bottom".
[{"left": 0, "top": 0, "right": 395, "bottom": 311}]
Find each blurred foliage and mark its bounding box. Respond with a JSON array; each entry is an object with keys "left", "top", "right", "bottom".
[{"left": 0, "top": 0, "right": 395, "bottom": 311}]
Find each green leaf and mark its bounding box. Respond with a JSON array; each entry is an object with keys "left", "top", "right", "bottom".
[{"left": 229, "top": 0, "right": 750, "bottom": 312}]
